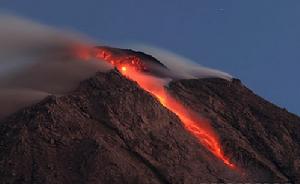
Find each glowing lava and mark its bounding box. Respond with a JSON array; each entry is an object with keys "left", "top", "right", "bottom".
[
  {"left": 121, "top": 67, "right": 235, "bottom": 169},
  {"left": 121, "top": 66, "right": 127, "bottom": 72},
  {"left": 88, "top": 48, "right": 235, "bottom": 169}
]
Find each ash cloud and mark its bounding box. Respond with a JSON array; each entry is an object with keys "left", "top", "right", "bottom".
[
  {"left": 0, "top": 15, "right": 233, "bottom": 119},
  {"left": 0, "top": 14, "right": 112, "bottom": 118},
  {"left": 131, "top": 45, "right": 233, "bottom": 80}
]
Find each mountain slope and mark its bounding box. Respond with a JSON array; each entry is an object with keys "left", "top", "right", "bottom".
[
  {"left": 169, "top": 78, "right": 300, "bottom": 182},
  {"left": 0, "top": 71, "right": 299, "bottom": 183}
]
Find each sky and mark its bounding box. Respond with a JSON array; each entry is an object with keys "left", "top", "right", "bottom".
[{"left": 0, "top": 0, "right": 299, "bottom": 115}]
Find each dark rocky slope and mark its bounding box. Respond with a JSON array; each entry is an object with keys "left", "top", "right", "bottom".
[
  {"left": 169, "top": 78, "right": 300, "bottom": 183},
  {"left": 0, "top": 70, "right": 299, "bottom": 183}
]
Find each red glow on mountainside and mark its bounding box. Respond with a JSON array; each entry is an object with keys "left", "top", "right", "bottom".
[
  {"left": 94, "top": 47, "right": 148, "bottom": 72},
  {"left": 121, "top": 66, "right": 127, "bottom": 72},
  {"left": 83, "top": 48, "right": 235, "bottom": 169},
  {"left": 120, "top": 67, "right": 235, "bottom": 169}
]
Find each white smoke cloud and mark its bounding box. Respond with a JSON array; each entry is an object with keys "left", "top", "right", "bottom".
[
  {"left": 130, "top": 45, "right": 233, "bottom": 80},
  {"left": 0, "top": 14, "right": 233, "bottom": 119},
  {"left": 0, "top": 14, "right": 112, "bottom": 119}
]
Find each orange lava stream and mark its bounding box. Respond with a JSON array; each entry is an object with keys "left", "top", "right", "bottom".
[
  {"left": 89, "top": 49, "right": 235, "bottom": 169},
  {"left": 121, "top": 67, "right": 235, "bottom": 169}
]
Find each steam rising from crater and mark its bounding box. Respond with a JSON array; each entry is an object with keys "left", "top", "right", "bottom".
[
  {"left": 0, "top": 14, "right": 233, "bottom": 119},
  {"left": 131, "top": 45, "right": 232, "bottom": 80},
  {"left": 0, "top": 15, "right": 112, "bottom": 118}
]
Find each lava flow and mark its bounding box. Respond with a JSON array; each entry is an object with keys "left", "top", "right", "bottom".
[{"left": 87, "top": 47, "right": 235, "bottom": 169}]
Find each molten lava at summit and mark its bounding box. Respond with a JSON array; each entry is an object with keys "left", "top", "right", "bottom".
[{"left": 84, "top": 47, "right": 236, "bottom": 169}]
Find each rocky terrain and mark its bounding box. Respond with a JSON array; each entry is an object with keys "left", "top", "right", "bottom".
[{"left": 0, "top": 53, "right": 299, "bottom": 183}]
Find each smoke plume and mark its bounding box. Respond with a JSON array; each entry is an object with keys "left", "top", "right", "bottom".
[
  {"left": 0, "top": 15, "right": 111, "bottom": 118},
  {"left": 131, "top": 45, "right": 233, "bottom": 80},
  {"left": 0, "top": 15, "right": 233, "bottom": 119}
]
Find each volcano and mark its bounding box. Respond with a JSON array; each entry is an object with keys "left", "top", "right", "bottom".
[{"left": 0, "top": 47, "right": 299, "bottom": 184}]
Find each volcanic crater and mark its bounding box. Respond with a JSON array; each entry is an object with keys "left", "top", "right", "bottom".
[{"left": 0, "top": 48, "right": 299, "bottom": 184}]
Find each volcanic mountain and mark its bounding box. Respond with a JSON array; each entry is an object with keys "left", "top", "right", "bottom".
[{"left": 0, "top": 47, "right": 299, "bottom": 184}]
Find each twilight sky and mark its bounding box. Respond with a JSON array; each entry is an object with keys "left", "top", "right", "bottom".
[{"left": 0, "top": 0, "right": 299, "bottom": 115}]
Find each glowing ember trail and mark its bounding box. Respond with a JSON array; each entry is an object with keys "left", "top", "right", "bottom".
[{"left": 88, "top": 48, "right": 235, "bottom": 169}]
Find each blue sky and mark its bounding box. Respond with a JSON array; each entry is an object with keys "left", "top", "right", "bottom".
[{"left": 1, "top": 0, "right": 299, "bottom": 115}]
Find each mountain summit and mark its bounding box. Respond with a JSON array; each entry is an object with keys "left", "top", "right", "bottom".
[{"left": 0, "top": 48, "right": 299, "bottom": 184}]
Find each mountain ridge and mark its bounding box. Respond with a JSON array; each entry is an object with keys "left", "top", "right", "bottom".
[
  {"left": 0, "top": 69, "right": 299, "bottom": 183},
  {"left": 0, "top": 44, "right": 299, "bottom": 183}
]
